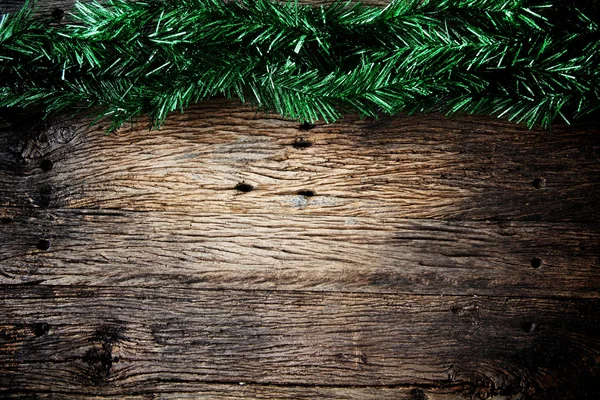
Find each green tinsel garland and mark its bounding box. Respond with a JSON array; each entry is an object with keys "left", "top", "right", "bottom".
[{"left": 1, "top": 0, "right": 599, "bottom": 131}]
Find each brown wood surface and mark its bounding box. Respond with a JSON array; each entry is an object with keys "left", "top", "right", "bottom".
[
  {"left": 1, "top": 0, "right": 600, "bottom": 399},
  {"left": 1, "top": 286, "right": 599, "bottom": 399},
  {"left": 0, "top": 388, "right": 471, "bottom": 400},
  {"left": 1, "top": 102, "right": 599, "bottom": 398},
  {"left": 1, "top": 100, "right": 599, "bottom": 221},
  {"left": 1, "top": 208, "right": 599, "bottom": 297}
]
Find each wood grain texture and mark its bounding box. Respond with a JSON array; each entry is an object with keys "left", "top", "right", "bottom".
[
  {"left": 1, "top": 286, "right": 599, "bottom": 399},
  {"left": 1, "top": 208, "right": 599, "bottom": 297},
  {"left": 1, "top": 100, "right": 599, "bottom": 221},
  {"left": 0, "top": 387, "right": 474, "bottom": 400},
  {"left": 1, "top": 1, "right": 599, "bottom": 398}
]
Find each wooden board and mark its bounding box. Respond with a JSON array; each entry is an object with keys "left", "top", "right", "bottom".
[
  {"left": 1, "top": 208, "right": 599, "bottom": 297},
  {"left": 1, "top": 0, "right": 600, "bottom": 398},
  {"left": 1, "top": 100, "right": 599, "bottom": 221},
  {"left": 0, "top": 387, "right": 471, "bottom": 400},
  {"left": 1, "top": 286, "right": 599, "bottom": 399}
]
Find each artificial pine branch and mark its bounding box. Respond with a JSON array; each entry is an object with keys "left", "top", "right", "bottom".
[{"left": 1, "top": 0, "right": 599, "bottom": 131}]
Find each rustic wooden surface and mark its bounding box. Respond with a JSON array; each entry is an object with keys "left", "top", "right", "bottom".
[
  {"left": 1, "top": 208, "right": 599, "bottom": 297},
  {"left": 1, "top": 0, "right": 600, "bottom": 399},
  {"left": 1, "top": 286, "right": 599, "bottom": 399},
  {"left": 2, "top": 101, "right": 599, "bottom": 221}
]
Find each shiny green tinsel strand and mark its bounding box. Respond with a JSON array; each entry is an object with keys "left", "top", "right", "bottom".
[{"left": 0, "top": 0, "right": 599, "bottom": 131}]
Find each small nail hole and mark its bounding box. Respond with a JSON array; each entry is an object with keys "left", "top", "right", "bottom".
[
  {"left": 522, "top": 321, "right": 537, "bottom": 334},
  {"left": 113, "top": 356, "right": 120, "bottom": 363},
  {"left": 299, "top": 122, "right": 315, "bottom": 131},
  {"left": 532, "top": 177, "right": 546, "bottom": 189},
  {"left": 531, "top": 257, "right": 542, "bottom": 269},
  {"left": 32, "top": 323, "right": 50, "bottom": 337},
  {"left": 297, "top": 189, "right": 315, "bottom": 197},
  {"left": 234, "top": 182, "right": 253, "bottom": 193},
  {"left": 37, "top": 239, "right": 51, "bottom": 251},
  {"left": 40, "top": 159, "right": 54, "bottom": 171},
  {"left": 292, "top": 138, "right": 312, "bottom": 149},
  {"left": 51, "top": 8, "right": 64, "bottom": 21},
  {"left": 450, "top": 306, "right": 461, "bottom": 314}
]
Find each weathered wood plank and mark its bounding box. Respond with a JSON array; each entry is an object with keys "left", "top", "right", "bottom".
[
  {"left": 1, "top": 208, "right": 598, "bottom": 297},
  {"left": 0, "top": 386, "right": 470, "bottom": 400},
  {"left": 1, "top": 100, "right": 598, "bottom": 221},
  {"left": 1, "top": 286, "right": 598, "bottom": 399}
]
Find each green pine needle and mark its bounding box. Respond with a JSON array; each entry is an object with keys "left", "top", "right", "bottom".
[{"left": 1, "top": 0, "right": 599, "bottom": 131}]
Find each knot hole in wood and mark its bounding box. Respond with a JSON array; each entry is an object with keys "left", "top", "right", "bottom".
[
  {"left": 31, "top": 323, "right": 50, "bottom": 337},
  {"left": 531, "top": 257, "right": 542, "bottom": 269},
  {"left": 234, "top": 182, "right": 254, "bottom": 193},
  {"left": 292, "top": 138, "right": 312, "bottom": 149}
]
